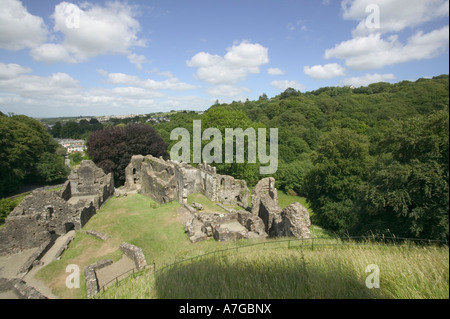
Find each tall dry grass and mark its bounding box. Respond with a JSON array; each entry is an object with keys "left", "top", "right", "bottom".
[{"left": 98, "top": 240, "right": 449, "bottom": 299}]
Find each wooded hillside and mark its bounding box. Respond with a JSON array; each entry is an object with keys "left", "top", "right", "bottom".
[{"left": 154, "top": 75, "right": 449, "bottom": 240}]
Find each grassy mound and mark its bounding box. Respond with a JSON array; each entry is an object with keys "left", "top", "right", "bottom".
[{"left": 99, "top": 241, "right": 449, "bottom": 299}]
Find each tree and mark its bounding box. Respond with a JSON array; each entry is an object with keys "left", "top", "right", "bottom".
[
  {"left": 200, "top": 107, "right": 266, "bottom": 185},
  {"left": 86, "top": 123, "right": 168, "bottom": 186},
  {"left": 355, "top": 109, "right": 449, "bottom": 240},
  {"left": 303, "top": 127, "right": 373, "bottom": 234},
  {"left": 0, "top": 115, "right": 62, "bottom": 196},
  {"left": 61, "top": 121, "right": 81, "bottom": 139},
  {"left": 51, "top": 121, "right": 62, "bottom": 138},
  {"left": 0, "top": 198, "right": 17, "bottom": 224},
  {"left": 36, "top": 152, "right": 70, "bottom": 183},
  {"left": 279, "top": 87, "right": 301, "bottom": 99}
]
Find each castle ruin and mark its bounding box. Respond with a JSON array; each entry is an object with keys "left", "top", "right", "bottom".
[
  {"left": 124, "top": 155, "right": 249, "bottom": 206},
  {"left": 123, "top": 155, "right": 311, "bottom": 243},
  {"left": 0, "top": 160, "right": 114, "bottom": 256}
]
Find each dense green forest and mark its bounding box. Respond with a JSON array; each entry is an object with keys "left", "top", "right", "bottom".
[
  {"left": 1, "top": 75, "right": 448, "bottom": 240},
  {"left": 153, "top": 75, "right": 449, "bottom": 240}
]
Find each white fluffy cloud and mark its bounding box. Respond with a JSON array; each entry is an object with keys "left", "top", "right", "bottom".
[
  {"left": 0, "top": 0, "right": 48, "bottom": 50},
  {"left": 187, "top": 41, "right": 269, "bottom": 84},
  {"left": 304, "top": 63, "right": 346, "bottom": 80},
  {"left": 30, "top": 1, "right": 145, "bottom": 64},
  {"left": 0, "top": 63, "right": 32, "bottom": 79},
  {"left": 0, "top": 62, "right": 207, "bottom": 116},
  {"left": 205, "top": 84, "right": 250, "bottom": 98},
  {"left": 325, "top": 25, "right": 449, "bottom": 70},
  {"left": 340, "top": 73, "right": 396, "bottom": 87},
  {"left": 342, "top": 0, "right": 449, "bottom": 36},
  {"left": 267, "top": 67, "right": 286, "bottom": 75},
  {"left": 127, "top": 54, "right": 150, "bottom": 70},
  {"left": 103, "top": 71, "right": 197, "bottom": 91},
  {"left": 270, "top": 80, "right": 305, "bottom": 92},
  {"left": 0, "top": 63, "right": 80, "bottom": 98}
]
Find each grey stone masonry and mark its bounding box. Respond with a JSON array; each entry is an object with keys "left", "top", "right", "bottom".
[
  {"left": 120, "top": 242, "right": 147, "bottom": 270},
  {"left": 124, "top": 155, "right": 249, "bottom": 207},
  {"left": 86, "top": 230, "right": 109, "bottom": 241},
  {"left": 0, "top": 160, "right": 114, "bottom": 257},
  {"left": 84, "top": 259, "right": 113, "bottom": 298}
]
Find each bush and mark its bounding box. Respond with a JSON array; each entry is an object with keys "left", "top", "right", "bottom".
[{"left": 0, "top": 198, "right": 17, "bottom": 224}]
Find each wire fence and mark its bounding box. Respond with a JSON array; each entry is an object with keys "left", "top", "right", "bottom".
[{"left": 97, "top": 235, "right": 448, "bottom": 294}]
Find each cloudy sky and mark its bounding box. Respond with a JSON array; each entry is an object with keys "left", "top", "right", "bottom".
[{"left": 0, "top": 0, "right": 448, "bottom": 117}]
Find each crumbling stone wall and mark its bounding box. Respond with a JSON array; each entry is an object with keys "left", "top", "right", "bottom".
[
  {"left": 123, "top": 156, "right": 309, "bottom": 243},
  {"left": 65, "top": 160, "right": 114, "bottom": 208},
  {"left": 125, "top": 155, "right": 249, "bottom": 207},
  {"left": 183, "top": 176, "right": 311, "bottom": 242},
  {"left": 0, "top": 160, "right": 114, "bottom": 256},
  {"left": 0, "top": 278, "right": 48, "bottom": 299},
  {"left": 0, "top": 191, "right": 79, "bottom": 255},
  {"left": 250, "top": 178, "right": 311, "bottom": 239},
  {"left": 120, "top": 242, "right": 147, "bottom": 270},
  {"left": 84, "top": 259, "right": 113, "bottom": 298}
]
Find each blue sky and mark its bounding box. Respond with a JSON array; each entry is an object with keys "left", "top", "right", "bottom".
[{"left": 0, "top": 0, "right": 448, "bottom": 117}]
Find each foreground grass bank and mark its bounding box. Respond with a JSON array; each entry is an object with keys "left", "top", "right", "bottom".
[{"left": 98, "top": 241, "right": 449, "bottom": 299}]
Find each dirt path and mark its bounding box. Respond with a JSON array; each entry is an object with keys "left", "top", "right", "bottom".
[
  {"left": 0, "top": 230, "right": 76, "bottom": 299},
  {"left": 95, "top": 255, "right": 136, "bottom": 290},
  {"left": 21, "top": 230, "right": 76, "bottom": 299}
]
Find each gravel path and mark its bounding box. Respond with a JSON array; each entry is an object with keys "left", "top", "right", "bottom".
[
  {"left": 0, "top": 231, "right": 76, "bottom": 299},
  {"left": 95, "top": 255, "right": 136, "bottom": 290}
]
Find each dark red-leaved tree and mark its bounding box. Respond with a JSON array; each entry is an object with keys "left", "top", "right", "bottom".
[{"left": 86, "top": 123, "right": 168, "bottom": 186}]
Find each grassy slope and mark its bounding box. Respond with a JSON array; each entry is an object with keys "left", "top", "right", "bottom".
[{"left": 35, "top": 193, "right": 448, "bottom": 299}]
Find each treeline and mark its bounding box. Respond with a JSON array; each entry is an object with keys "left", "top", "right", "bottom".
[
  {"left": 50, "top": 118, "right": 103, "bottom": 139},
  {"left": 153, "top": 75, "right": 449, "bottom": 241},
  {"left": 0, "top": 113, "right": 70, "bottom": 197}
]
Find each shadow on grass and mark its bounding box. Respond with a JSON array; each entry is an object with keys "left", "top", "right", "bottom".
[{"left": 153, "top": 255, "right": 390, "bottom": 299}]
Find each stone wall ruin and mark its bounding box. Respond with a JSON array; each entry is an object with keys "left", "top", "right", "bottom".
[
  {"left": 0, "top": 160, "right": 114, "bottom": 256},
  {"left": 124, "top": 155, "right": 249, "bottom": 206},
  {"left": 124, "top": 155, "right": 311, "bottom": 243},
  {"left": 183, "top": 177, "right": 311, "bottom": 242}
]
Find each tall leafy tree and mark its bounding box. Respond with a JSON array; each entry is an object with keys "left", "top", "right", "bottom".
[
  {"left": 0, "top": 114, "right": 63, "bottom": 197},
  {"left": 356, "top": 109, "right": 449, "bottom": 240},
  {"left": 201, "top": 107, "right": 266, "bottom": 186},
  {"left": 304, "top": 127, "right": 373, "bottom": 234}
]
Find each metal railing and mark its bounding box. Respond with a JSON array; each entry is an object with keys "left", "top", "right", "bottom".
[{"left": 99, "top": 264, "right": 154, "bottom": 293}]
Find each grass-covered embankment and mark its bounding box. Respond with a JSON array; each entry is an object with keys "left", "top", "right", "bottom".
[
  {"left": 98, "top": 239, "right": 449, "bottom": 299},
  {"left": 35, "top": 193, "right": 448, "bottom": 299}
]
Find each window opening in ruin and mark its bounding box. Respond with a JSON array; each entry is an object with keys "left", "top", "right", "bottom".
[
  {"left": 47, "top": 206, "right": 54, "bottom": 218},
  {"left": 65, "top": 222, "right": 75, "bottom": 232}
]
